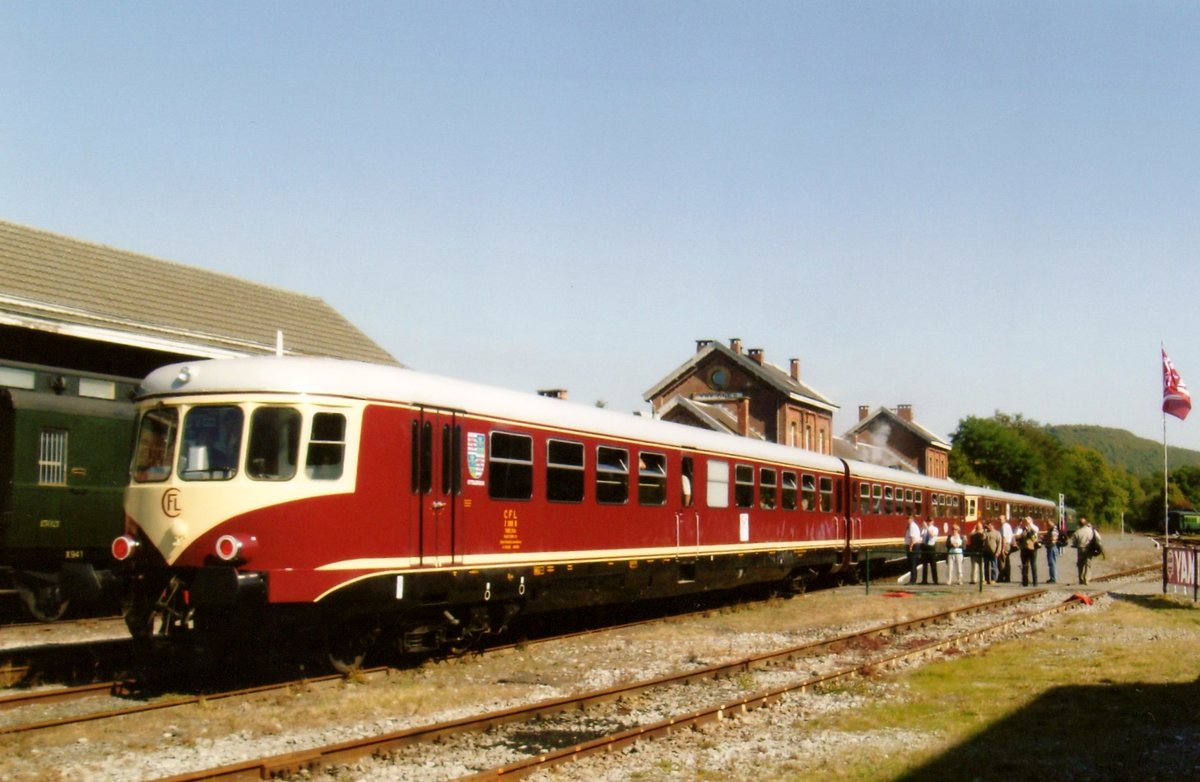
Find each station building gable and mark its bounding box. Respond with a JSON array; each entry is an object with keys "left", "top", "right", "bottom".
[
  {"left": 644, "top": 338, "right": 838, "bottom": 454},
  {"left": 844, "top": 404, "right": 951, "bottom": 479}
]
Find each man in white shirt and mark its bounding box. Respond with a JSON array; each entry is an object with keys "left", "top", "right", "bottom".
[
  {"left": 904, "top": 517, "right": 922, "bottom": 585},
  {"left": 920, "top": 519, "right": 940, "bottom": 584},
  {"left": 999, "top": 517, "right": 1015, "bottom": 582}
]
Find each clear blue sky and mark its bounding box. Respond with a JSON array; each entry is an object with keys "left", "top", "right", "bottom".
[{"left": 4, "top": 2, "right": 1200, "bottom": 449}]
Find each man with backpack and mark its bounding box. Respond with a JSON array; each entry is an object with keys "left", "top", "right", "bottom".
[{"left": 1070, "top": 517, "right": 1103, "bottom": 585}]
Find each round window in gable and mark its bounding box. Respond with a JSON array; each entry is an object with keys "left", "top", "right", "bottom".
[{"left": 709, "top": 367, "right": 730, "bottom": 389}]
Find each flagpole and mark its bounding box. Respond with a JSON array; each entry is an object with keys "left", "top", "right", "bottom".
[{"left": 1163, "top": 408, "right": 1169, "bottom": 539}]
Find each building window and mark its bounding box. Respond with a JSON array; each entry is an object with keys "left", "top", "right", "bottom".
[
  {"left": 547, "top": 439, "right": 584, "bottom": 502},
  {"left": 489, "top": 431, "right": 533, "bottom": 500},
  {"left": 38, "top": 429, "right": 67, "bottom": 486},
  {"left": 596, "top": 445, "right": 629, "bottom": 504}
]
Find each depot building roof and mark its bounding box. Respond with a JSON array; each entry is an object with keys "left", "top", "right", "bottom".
[{"left": 0, "top": 219, "right": 398, "bottom": 366}]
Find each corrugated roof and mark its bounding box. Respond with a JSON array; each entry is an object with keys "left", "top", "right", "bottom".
[{"left": 0, "top": 220, "right": 398, "bottom": 365}]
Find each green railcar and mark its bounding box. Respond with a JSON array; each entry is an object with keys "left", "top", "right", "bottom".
[
  {"left": 1168, "top": 510, "right": 1200, "bottom": 535},
  {"left": 0, "top": 364, "right": 136, "bottom": 619}
]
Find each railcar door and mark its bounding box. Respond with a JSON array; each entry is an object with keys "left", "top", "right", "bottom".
[
  {"left": 412, "top": 408, "right": 464, "bottom": 567},
  {"left": 675, "top": 454, "right": 700, "bottom": 575}
]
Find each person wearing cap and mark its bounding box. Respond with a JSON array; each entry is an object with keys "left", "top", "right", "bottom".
[
  {"left": 1016, "top": 516, "right": 1041, "bottom": 586},
  {"left": 945, "top": 523, "right": 965, "bottom": 585}
]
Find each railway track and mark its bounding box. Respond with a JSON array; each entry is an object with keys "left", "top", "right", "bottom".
[
  {"left": 147, "top": 584, "right": 1107, "bottom": 782},
  {"left": 0, "top": 591, "right": 798, "bottom": 737},
  {"left": 0, "top": 564, "right": 1159, "bottom": 780}
]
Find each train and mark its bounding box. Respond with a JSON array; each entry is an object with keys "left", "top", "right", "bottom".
[
  {"left": 0, "top": 361, "right": 138, "bottom": 620},
  {"left": 111, "top": 356, "right": 1056, "bottom": 670}
]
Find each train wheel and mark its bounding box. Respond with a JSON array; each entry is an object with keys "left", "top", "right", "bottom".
[
  {"left": 326, "top": 624, "right": 380, "bottom": 673},
  {"left": 16, "top": 582, "right": 70, "bottom": 622}
]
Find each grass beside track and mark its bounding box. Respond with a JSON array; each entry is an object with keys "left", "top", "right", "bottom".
[{"left": 786, "top": 591, "right": 1200, "bottom": 782}]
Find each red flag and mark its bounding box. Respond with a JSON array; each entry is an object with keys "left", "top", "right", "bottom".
[{"left": 1163, "top": 347, "right": 1192, "bottom": 420}]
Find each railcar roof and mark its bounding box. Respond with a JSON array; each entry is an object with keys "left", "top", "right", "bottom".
[
  {"left": 140, "top": 357, "right": 849, "bottom": 470},
  {"left": 970, "top": 484, "right": 1057, "bottom": 507},
  {"left": 139, "top": 357, "right": 1052, "bottom": 504}
]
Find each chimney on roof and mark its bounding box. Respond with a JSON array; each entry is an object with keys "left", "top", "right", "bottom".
[
  {"left": 737, "top": 397, "right": 750, "bottom": 436},
  {"left": 695, "top": 339, "right": 713, "bottom": 353},
  {"left": 897, "top": 404, "right": 913, "bottom": 422},
  {"left": 538, "top": 388, "right": 568, "bottom": 401},
  {"left": 789, "top": 358, "right": 800, "bottom": 381},
  {"left": 748, "top": 348, "right": 764, "bottom": 364},
  {"left": 859, "top": 405, "right": 870, "bottom": 422},
  {"left": 729, "top": 338, "right": 742, "bottom": 354}
]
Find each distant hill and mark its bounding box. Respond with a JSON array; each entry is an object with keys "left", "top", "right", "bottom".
[{"left": 1046, "top": 424, "right": 1200, "bottom": 475}]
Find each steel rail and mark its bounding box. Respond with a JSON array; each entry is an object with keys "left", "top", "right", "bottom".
[
  {"left": 150, "top": 589, "right": 1054, "bottom": 782},
  {"left": 0, "top": 668, "right": 400, "bottom": 737},
  {"left": 466, "top": 587, "right": 1119, "bottom": 780}
]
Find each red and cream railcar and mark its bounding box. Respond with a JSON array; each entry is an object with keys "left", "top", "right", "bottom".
[
  {"left": 963, "top": 486, "right": 1057, "bottom": 531},
  {"left": 844, "top": 461, "right": 967, "bottom": 548},
  {"left": 116, "top": 357, "right": 860, "bottom": 664},
  {"left": 112, "top": 357, "right": 1043, "bottom": 667}
]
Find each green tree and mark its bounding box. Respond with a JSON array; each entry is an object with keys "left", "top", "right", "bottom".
[
  {"left": 1052, "top": 446, "right": 1129, "bottom": 525},
  {"left": 950, "top": 415, "right": 1046, "bottom": 495}
]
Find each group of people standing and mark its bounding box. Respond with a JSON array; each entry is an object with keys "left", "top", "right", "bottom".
[{"left": 904, "top": 515, "right": 1103, "bottom": 587}]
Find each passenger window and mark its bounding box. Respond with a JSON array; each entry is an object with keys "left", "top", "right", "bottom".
[
  {"left": 905, "top": 489, "right": 914, "bottom": 515},
  {"left": 133, "top": 407, "right": 178, "bottom": 483},
  {"left": 802, "top": 474, "right": 817, "bottom": 511},
  {"left": 306, "top": 412, "right": 346, "bottom": 480},
  {"left": 734, "top": 464, "right": 754, "bottom": 509},
  {"left": 488, "top": 432, "right": 533, "bottom": 500},
  {"left": 180, "top": 406, "right": 244, "bottom": 481},
  {"left": 916, "top": 491, "right": 925, "bottom": 516},
  {"left": 638, "top": 452, "right": 667, "bottom": 506},
  {"left": 681, "top": 456, "right": 695, "bottom": 507},
  {"left": 547, "top": 439, "right": 584, "bottom": 502},
  {"left": 247, "top": 407, "right": 300, "bottom": 481},
  {"left": 781, "top": 471, "right": 798, "bottom": 510},
  {"left": 759, "top": 468, "right": 776, "bottom": 509},
  {"left": 706, "top": 459, "right": 729, "bottom": 508},
  {"left": 858, "top": 482, "right": 870, "bottom": 514},
  {"left": 884, "top": 486, "right": 894, "bottom": 514},
  {"left": 820, "top": 476, "right": 834, "bottom": 512},
  {"left": 596, "top": 446, "right": 629, "bottom": 504},
  {"left": 872, "top": 484, "right": 883, "bottom": 514}
]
